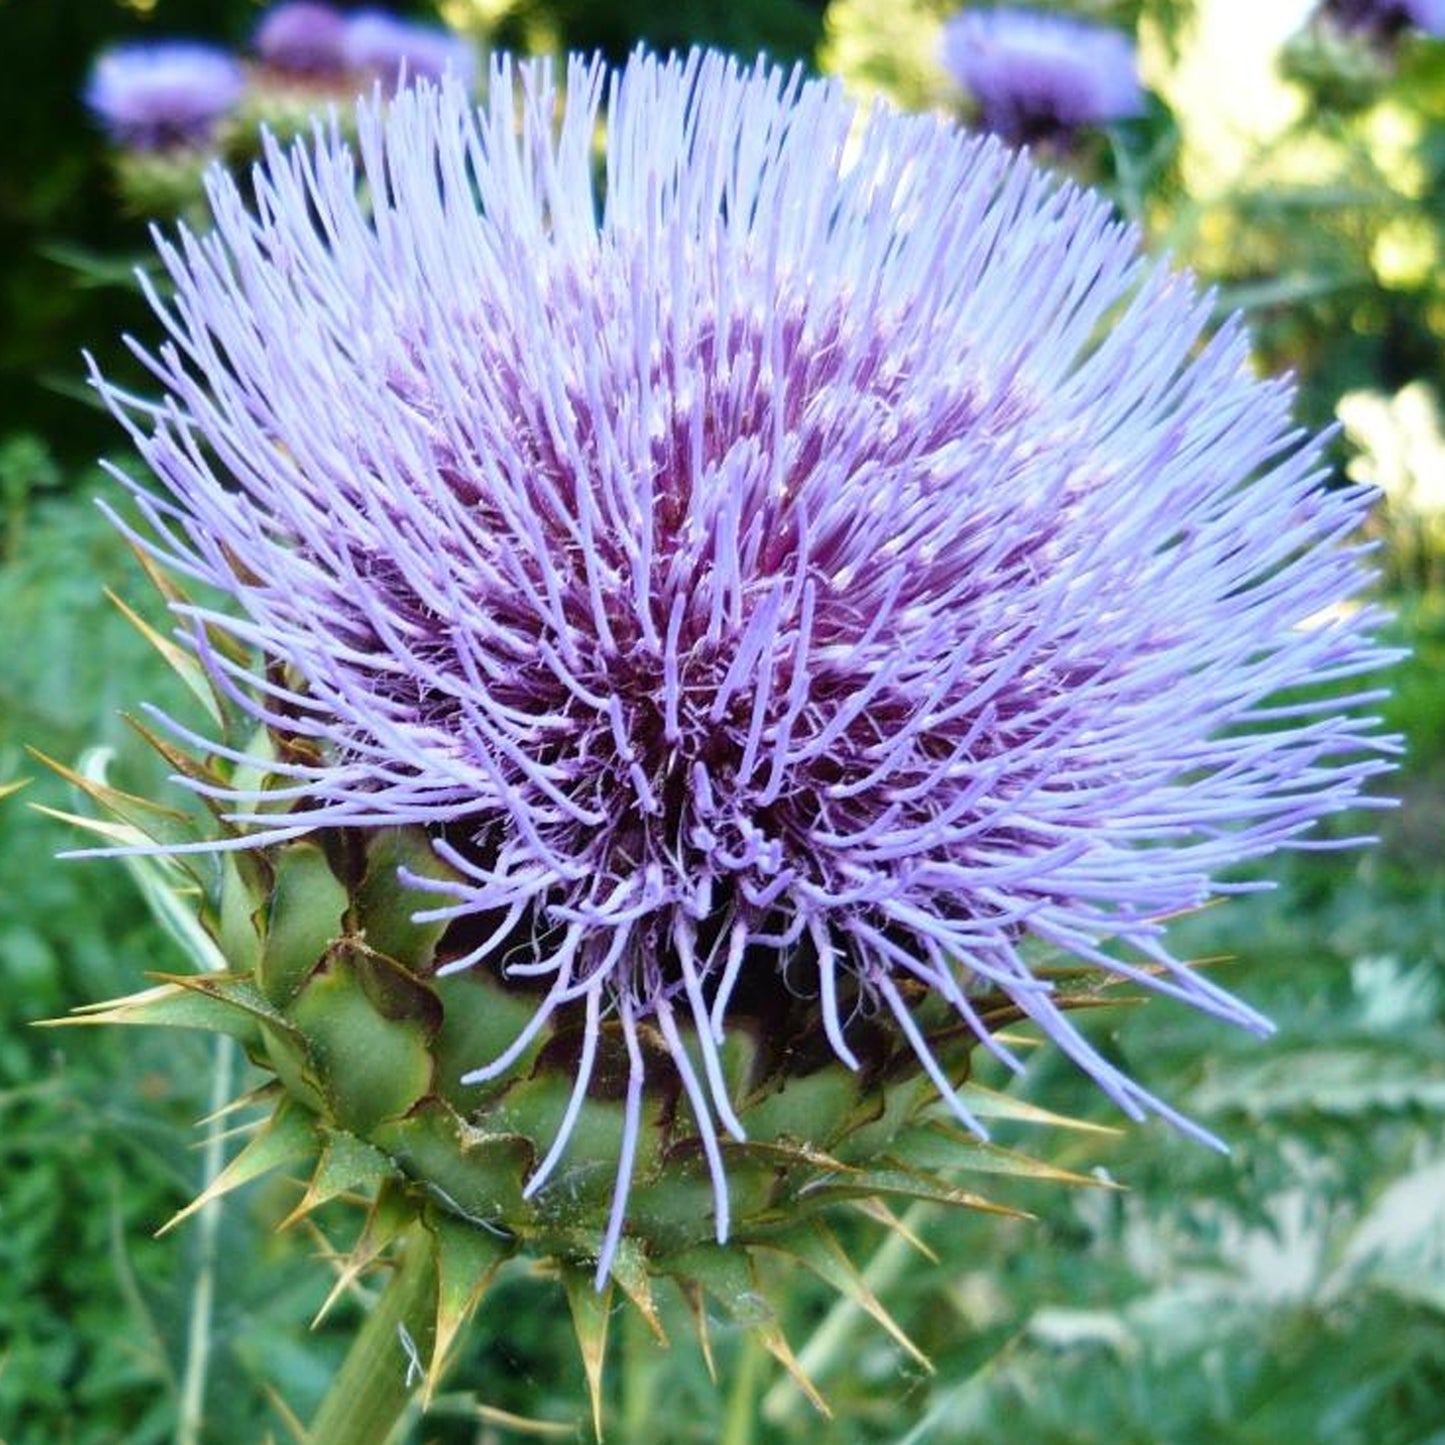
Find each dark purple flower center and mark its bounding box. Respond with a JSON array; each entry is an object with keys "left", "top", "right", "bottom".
[{"left": 302, "top": 255, "right": 1097, "bottom": 1012}]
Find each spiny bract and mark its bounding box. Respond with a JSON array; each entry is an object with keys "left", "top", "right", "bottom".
[{"left": 78, "top": 45, "right": 1393, "bottom": 1415}]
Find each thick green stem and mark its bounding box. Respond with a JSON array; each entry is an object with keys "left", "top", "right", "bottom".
[
  {"left": 175, "top": 1033, "right": 236, "bottom": 1445},
  {"left": 719, "top": 1331, "right": 765, "bottom": 1445},
  {"left": 620, "top": 1299, "right": 660, "bottom": 1443},
  {"left": 309, "top": 1227, "right": 437, "bottom": 1445}
]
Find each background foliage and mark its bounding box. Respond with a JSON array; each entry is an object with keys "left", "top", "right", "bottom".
[{"left": 1, "top": 1, "right": 1441, "bottom": 1441}]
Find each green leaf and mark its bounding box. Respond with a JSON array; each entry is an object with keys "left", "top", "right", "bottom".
[
  {"left": 888, "top": 1121, "right": 1109, "bottom": 1187},
  {"left": 951, "top": 1083, "right": 1122, "bottom": 1134},
  {"left": 801, "top": 1166, "right": 1026, "bottom": 1218},
  {"left": 560, "top": 1260, "right": 613, "bottom": 1440},
  {"left": 355, "top": 827, "right": 458, "bottom": 969},
  {"left": 259, "top": 842, "right": 348, "bottom": 1006},
  {"left": 761, "top": 1219, "right": 929, "bottom": 1367},
  {"left": 44, "top": 977, "right": 264, "bottom": 1047},
  {"left": 424, "top": 1206, "right": 511, "bottom": 1400},
  {"left": 279, "top": 1127, "right": 398, "bottom": 1228},
  {"left": 737, "top": 1067, "right": 860, "bottom": 1148},
  {"left": 159, "top": 1099, "right": 317, "bottom": 1236},
  {"left": 287, "top": 943, "right": 440, "bottom": 1132},
  {"left": 216, "top": 850, "right": 266, "bottom": 976},
  {"left": 604, "top": 1235, "right": 667, "bottom": 1345},
  {"left": 664, "top": 1244, "right": 830, "bottom": 1417},
  {"left": 37, "top": 745, "right": 202, "bottom": 850},
  {"left": 369, "top": 1098, "right": 532, "bottom": 1226},
  {"left": 106, "top": 588, "right": 227, "bottom": 730}
]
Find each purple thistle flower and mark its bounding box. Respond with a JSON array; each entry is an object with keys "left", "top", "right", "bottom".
[
  {"left": 941, "top": 7, "right": 1145, "bottom": 145},
  {"left": 341, "top": 9, "right": 477, "bottom": 90},
  {"left": 1322, "top": 0, "right": 1445, "bottom": 38},
  {"left": 93, "top": 51, "right": 1394, "bottom": 1278},
  {"left": 255, "top": 2, "right": 351, "bottom": 75},
  {"left": 85, "top": 42, "right": 245, "bottom": 151}
]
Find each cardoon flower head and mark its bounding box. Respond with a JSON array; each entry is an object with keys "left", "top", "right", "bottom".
[
  {"left": 341, "top": 9, "right": 477, "bottom": 89},
  {"left": 84, "top": 41, "right": 244, "bottom": 151},
  {"left": 255, "top": 1, "right": 350, "bottom": 75},
  {"left": 1286, "top": 0, "right": 1445, "bottom": 102},
  {"left": 95, "top": 50, "right": 1391, "bottom": 1279},
  {"left": 941, "top": 7, "right": 1144, "bottom": 145},
  {"left": 1322, "top": 0, "right": 1445, "bottom": 38}
]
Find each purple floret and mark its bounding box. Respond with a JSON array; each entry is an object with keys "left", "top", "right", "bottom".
[
  {"left": 1402, "top": 0, "right": 1445, "bottom": 30},
  {"left": 255, "top": 2, "right": 350, "bottom": 75},
  {"left": 941, "top": 6, "right": 1145, "bottom": 144},
  {"left": 85, "top": 41, "right": 244, "bottom": 151},
  {"left": 93, "top": 51, "right": 1396, "bottom": 1281},
  {"left": 342, "top": 10, "right": 476, "bottom": 89}
]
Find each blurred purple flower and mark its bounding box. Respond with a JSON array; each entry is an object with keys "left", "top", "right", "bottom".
[
  {"left": 85, "top": 41, "right": 244, "bottom": 151},
  {"left": 342, "top": 9, "right": 476, "bottom": 89},
  {"left": 941, "top": 7, "right": 1144, "bottom": 144},
  {"left": 95, "top": 52, "right": 1394, "bottom": 1257},
  {"left": 1323, "top": 0, "right": 1445, "bottom": 38},
  {"left": 255, "top": 2, "right": 350, "bottom": 75}
]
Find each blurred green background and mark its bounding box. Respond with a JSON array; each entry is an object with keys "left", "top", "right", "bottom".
[{"left": 1, "top": 1, "right": 1443, "bottom": 1441}]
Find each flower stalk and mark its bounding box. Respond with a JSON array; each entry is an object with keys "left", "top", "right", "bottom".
[
  {"left": 308, "top": 1225, "right": 438, "bottom": 1445},
  {"left": 175, "top": 1034, "right": 236, "bottom": 1445}
]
